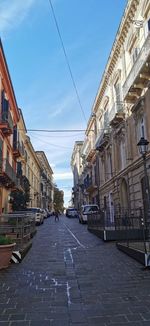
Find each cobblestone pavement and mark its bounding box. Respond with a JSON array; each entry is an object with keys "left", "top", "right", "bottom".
[{"left": 1, "top": 215, "right": 150, "bottom": 326}]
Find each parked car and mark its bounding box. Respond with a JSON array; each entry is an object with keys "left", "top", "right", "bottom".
[
  {"left": 66, "top": 208, "right": 78, "bottom": 218},
  {"left": 41, "top": 209, "right": 47, "bottom": 219},
  {"left": 26, "top": 208, "right": 44, "bottom": 225},
  {"left": 79, "top": 204, "right": 99, "bottom": 224},
  {"left": 45, "top": 208, "right": 51, "bottom": 217}
]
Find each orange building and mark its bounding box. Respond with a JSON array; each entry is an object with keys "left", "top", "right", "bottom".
[{"left": 0, "top": 39, "right": 20, "bottom": 213}]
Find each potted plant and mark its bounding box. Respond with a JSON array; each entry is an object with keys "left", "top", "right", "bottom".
[{"left": 0, "top": 235, "right": 16, "bottom": 270}]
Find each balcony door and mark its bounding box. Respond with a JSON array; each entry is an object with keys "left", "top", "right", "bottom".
[
  {"left": 141, "top": 176, "right": 150, "bottom": 223},
  {"left": 120, "top": 179, "right": 129, "bottom": 211},
  {"left": 109, "top": 192, "right": 114, "bottom": 224}
]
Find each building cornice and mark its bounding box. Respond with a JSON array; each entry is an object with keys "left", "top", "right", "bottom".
[{"left": 92, "top": 0, "right": 140, "bottom": 114}]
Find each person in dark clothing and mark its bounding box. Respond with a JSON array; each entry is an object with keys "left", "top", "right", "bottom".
[{"left": 55, "top": 210, "right": 59, "bottom": 222}]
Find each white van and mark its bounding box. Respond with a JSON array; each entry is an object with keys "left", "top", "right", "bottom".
[
  {"left": 26, "top": 208, "right": 44, "bottom": 225},
  {"left": 79, "top": 204, "right": 99, "bottom": 223}
]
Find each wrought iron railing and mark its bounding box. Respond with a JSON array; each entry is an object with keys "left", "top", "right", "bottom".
[
  {"left": 0, "top": 111, "right": 13, "bottom": 131},
  {"left": 13, "top": 141, "right": 22, "bottom": 154},
  {"left": 2, "top": 158, "right": 17, "bottom": 184},
  {"left": 87, "top": 207, "right": 145, "bottom": 231},
  {"left": 0, "top": 212, "right": 36, "bottom": 250}
]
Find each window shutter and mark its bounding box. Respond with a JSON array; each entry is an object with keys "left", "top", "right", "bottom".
[
  {"left": 148, "top": 18, "right": 150, "bottom": 32},
  {"left": 0, "top": 138, "right": 3, "bottom": 150},
  {"left": 104, "top": 110, "right": 109, "bottom": 128},
  {"left": 17, "top": 162, "right": 22, "bottom": 177},
  {"left": 13, "top": 126, "right": 17, "bottom": 148},
  {"left": 2, "top": 98, "right": 9, "bottom": 121},
  {"left": 1, "top": 90, "right": 5, "bottom": 113}
]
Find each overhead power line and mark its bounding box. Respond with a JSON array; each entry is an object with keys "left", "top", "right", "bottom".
[
  {"left": 48, "top": 0, "right": 87, "bottom": 123},
  {"left": 30, "top": 133, "right": 72, "bottom": 149},
  {"left": 21, "top": 129, "right": 87, "bottom": 132}
]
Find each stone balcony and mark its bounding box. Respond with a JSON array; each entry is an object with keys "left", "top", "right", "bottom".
[
  {"left": 123, "top": 34, "right": 150, "bottom": 102},
  {"left": 95, "top": 128, "right": 110, "bottom": 152}
]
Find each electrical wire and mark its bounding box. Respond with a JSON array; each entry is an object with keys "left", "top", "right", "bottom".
[
  {"left": 28, "top": 131, "right": 85, "bottom": 138},
  {"left": 22, "top": 129, "right": 86, "bottom": 133},
  {"left": 18, "top": 120, "right": 124, "bottom": 133},
  {"left": 28, "top": 131, "right": 84, "bottom": 138},
  {"left": 30, "top": 133, "right": 73, "bottom": 150},
  {"left": 48, "top": 0, "right": 87, "bottom": 124},
  {"left": 19, "top": 128, "right": 87, "bottom": 133}
]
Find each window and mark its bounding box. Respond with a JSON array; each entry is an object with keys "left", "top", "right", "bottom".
[
  {"left": 104, "top": 110, "right": 109, "bottom": 128},
  {"left": 137, "top": 116, "right": 146, "bottom": 141},
  {"left": 107, "top": 152, "right": 112, "bottom": 179},
  {"left": 120, "top": 140, "right": 126, "bottom": 170},
  {"left": 114, "top": 81, "right": 122, "bottom": 112},
  {"left": 144, "top": 18, "right": 150, "bottom": 37},
  {"left": 132, "top": 47, "right": 140, "bottom": 64},
  {"left": 148, "top": 18, "right": 150, "bottom": 31}
]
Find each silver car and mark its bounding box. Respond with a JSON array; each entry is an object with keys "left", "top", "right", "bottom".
[{"left": 79, "top": 205, "right": 99, "bottom": 223}]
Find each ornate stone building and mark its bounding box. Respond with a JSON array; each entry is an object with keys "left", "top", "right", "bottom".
[{"left": 71, "top": 0, "right": 150, "bottom": 222}]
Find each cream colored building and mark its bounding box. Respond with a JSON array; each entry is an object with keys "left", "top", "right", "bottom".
[
  {"left": 36, "top": 151, "right": 54, "bottom": 211},
  {"left": 72, "top": 0, "right": 150, "bottom": 223},
  {"left": 71, "top": 141, "right": 83, "bottom": 210},
  {"left": 25, "top": 137, "right": 41, "bottom": 208}
]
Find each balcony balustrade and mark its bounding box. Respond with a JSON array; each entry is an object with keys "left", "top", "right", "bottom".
[
  {"left": 123, "top": 34, "right": 150, "bottom": 101},
  {"left": 95, "top": 127, "right": 110, "bottom": 152},
  {"left": 109, "top": 102, "right": 125, "bottom": 128},
  {"left": 13, "top": 141, "right": 22, "bottom": 158},
  {"left": 0, "top": 158, "right": 17, "bottom": 187},
  {"left": 84, "top": 176, "right": 97, "bottom": 192},
  {"left": 0, "top": 111, "right": 13, "bottom": 136}
]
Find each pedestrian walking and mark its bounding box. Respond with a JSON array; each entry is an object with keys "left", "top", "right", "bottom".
[{"left": 55, "top": 210, "right": 59, "bottom": 222}]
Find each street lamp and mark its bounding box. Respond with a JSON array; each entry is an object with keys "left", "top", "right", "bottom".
[
  {"left": 95, "top": 147, "right": 101, "bottom": 209},
  {"left": 137, "top": 137, "right": 149, "bottom": 156},
  {"left": 137, "top": 137, "right": 150, "bottom": 232}
]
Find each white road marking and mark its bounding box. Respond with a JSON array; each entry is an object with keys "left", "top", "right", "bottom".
[{"left": 63, "top": 223, "right": 85, "bottom": 249}]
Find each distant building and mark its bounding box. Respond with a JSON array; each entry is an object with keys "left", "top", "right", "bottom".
[
  {"left": 36, "top": 151, "right": 54, "bottom": 211},
  {"left": 71, "top": 141, "right": 83, "bottom": 210},
  {"left": 24, "top": 136, "right": 41, "bottom": 208}
]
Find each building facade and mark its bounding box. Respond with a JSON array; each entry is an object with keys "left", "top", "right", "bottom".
[
  {"left": 0, "top": 40, "right": 20, "bottom": 214},
  {"left": 24, "top": 137, "right": 41, "bottom": 208},
  {"left": 71, "top": 141, "right": 83, "bottom": 210},
  {"left": 71, "top": 0, "right": 150, "bottom": 222},
  {"left": 36, "top": 151, "right": 54, "bottom": 211}
]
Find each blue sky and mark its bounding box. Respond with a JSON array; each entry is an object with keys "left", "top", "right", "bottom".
[{"left": 0, "top": 0, "right": 127, "bottom": 206}]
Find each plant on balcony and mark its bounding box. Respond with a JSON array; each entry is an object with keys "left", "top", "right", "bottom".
[
  {"left": 10, "top": 176, "right": 30, "bottom": 211},
  {"left": 0, "top": 235, "right": 16, "bottom": 270}
]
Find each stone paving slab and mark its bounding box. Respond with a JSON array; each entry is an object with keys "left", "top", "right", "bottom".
[{"left": 0, "top": 215, "right": 150, "bottom": 325}]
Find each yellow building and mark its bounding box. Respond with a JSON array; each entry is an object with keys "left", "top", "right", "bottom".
[
  {"left": 25, "top": 137, "right": 41, "bottom": 208},
  {"left": 36, "top": 151, "right": 54, "bottom": 211}
]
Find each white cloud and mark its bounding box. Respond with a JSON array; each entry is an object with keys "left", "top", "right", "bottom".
[
  {"left": 54, "top": 172, "right": 73, "bottom": 181},
  {"left": 0, "top": 0, "right": 36, "bottom": 35},
  {"left": 48, "top": 93, "right": 75, "bottom": 119}
]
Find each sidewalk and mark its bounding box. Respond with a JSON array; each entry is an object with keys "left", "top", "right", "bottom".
[{"left": 0, "top": 215, "right": 150, "bottom": 325}]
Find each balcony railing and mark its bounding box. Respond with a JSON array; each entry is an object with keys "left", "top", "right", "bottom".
[
  {"left": 0, "top": 111, "right": 13, "bottom": 134},
  {"left": 84, "top": 177, "right": 92, "bottom": 189},
  {"left": 13, "top": 141, "right": 23, "bottom": 157},
  {"left": 123, "top": 34, "right": 150, "bottom": 99},
  {"left": 0, "top": 158, "right": 17, "bottom": 184},
  {"left": 95, "top": 128, "right": 110, "bottom": 150}
]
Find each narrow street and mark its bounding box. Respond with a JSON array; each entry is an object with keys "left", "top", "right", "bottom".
[{"left": 1, "top": 216, "right": 150, "bottom": 325}]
